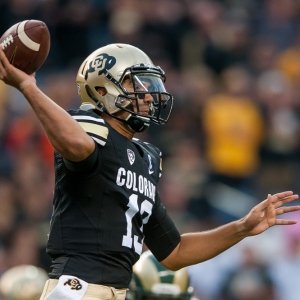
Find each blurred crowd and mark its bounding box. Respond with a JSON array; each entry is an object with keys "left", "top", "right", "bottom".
[{"left": 0, "top": 0, "right": 300, "bottom": 299}]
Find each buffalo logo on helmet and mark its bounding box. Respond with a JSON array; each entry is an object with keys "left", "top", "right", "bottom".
[
  {"left": 85, "top": 53, "right": 116, "bottom": 80},
  {"left": 64, "top": 278, "right": 82, "bottom": 290}
]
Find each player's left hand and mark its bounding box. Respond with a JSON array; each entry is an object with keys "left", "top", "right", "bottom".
[{"left": 241, "top": 191, "right": 300, "bottom": 236}]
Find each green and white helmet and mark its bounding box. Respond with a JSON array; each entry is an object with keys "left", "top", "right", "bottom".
[
  {"left": 76, "top": 43, "right": 173, "bottom": 132},
  {"left": 129, "top": 251, "right": 194, "bottom": 300}
]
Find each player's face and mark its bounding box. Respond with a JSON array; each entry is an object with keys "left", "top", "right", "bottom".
[{"left": 122, "top": 77, "right": 154, "bottom": 115}]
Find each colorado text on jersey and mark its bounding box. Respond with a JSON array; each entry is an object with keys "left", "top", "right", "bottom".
[{"left": 116, "top": 167, "right": 156, "bottom": 202}]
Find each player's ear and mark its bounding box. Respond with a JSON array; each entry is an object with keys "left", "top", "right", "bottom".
[{"left": 96, "top": 87, "right": 107, "bottom": 96}]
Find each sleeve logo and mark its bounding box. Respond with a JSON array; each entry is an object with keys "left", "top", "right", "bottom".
[{"left": 148, "top": 154, "right": 154, "bottom": 174}]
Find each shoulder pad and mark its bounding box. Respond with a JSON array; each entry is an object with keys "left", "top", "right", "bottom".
[{"left": 69, "top": 109, "right": 109, "bottom": 146}]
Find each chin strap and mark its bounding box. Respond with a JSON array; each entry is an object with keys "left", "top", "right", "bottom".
[
  {"left": 126, "top": 116, "right": 150, "bottom": 132},
  {"left": 108, "top": 112, "right": 150, "bottom": 133}
]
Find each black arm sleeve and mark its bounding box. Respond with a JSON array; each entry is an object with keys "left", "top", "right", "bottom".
[
  {"left": 144, "top": 194, "right": 181, "bottom": 262},
  {"left": 63, "top": 142, "right": 100, "bottom": 173}
]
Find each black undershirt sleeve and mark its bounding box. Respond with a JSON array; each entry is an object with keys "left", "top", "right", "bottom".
[
  {"left": 63, "top": 142, "right": 100, "bottom": 173},
  {"left": 144, "top": 194, "right": 181, "bottom": 262}
]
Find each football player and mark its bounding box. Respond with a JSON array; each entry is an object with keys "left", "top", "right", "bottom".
[
  {"left": 0, "top": 43, "right": 299, "bottom": 300},
  {"left": 128, "top": 250, "right": 198, "bottom": 300}
]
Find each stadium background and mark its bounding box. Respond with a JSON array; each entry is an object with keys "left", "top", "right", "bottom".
[{"left": 0, "top": 0, "right": 300, "bottom": 299}]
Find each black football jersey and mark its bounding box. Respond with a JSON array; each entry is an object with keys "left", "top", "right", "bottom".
[{"left": 46, "top": 109, "right": 180, "bottom": 288}]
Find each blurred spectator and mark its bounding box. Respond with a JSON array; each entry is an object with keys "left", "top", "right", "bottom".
[
  {"left": 51, "top": 0, "right": 101, "bottom": 68},
  {"left": 201, "top": 65, "right": 264, "bottom": 196},
  {"left": 269, "top": 212, "right": 300, "bottom": 300},
  {"left": 253, "top": 0, "right": 300, "bottom": 51},
  {"left": 219, "top": 247, "right": 276, "bottom": 300},
  {"left": 158, "top": 138, "right": 206, "bottom": 232},
  {"left": 247, "top": 38, "right": 278, "bottom": 77},
  {"left": 277, "top": 34, "right": 300, "bottom": 87},
  {"left": 0, "top": 179, "right": 17, "bottom": 243},
  {"left": 203, "top": 65, "right": 264, "bottom": 184},
  {"left": 181, "top": 0, "right": 251, "bottom": 73},
  {"left": 255, "top": 70, "right": 300, "bottom": 195},
  {"left": 2, "top": 225, "right": 41, "bottom": 269},
  {"left": 199, "top": 65, "right": 265, "bottom": 223},
  {"left": 188, "top": 228, "right": 284, "bottom": 300}
]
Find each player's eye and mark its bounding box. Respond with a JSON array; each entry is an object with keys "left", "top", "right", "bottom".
[
  {"left": 135, "top": 84, "right": 142, "bottom": 90},
  {"left": 134, "top": 83, "right": 146, "bottom": 92}
]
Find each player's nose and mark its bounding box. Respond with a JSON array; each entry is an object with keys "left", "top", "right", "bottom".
[{"left": 144, "top": 93, "right": 153, "bottom": 104}]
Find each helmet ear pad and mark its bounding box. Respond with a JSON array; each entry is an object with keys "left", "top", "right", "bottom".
[{"left": 96, "top": 86, "right": 107, "bottom": 96}]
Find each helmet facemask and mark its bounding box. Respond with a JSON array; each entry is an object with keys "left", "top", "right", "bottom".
[{"left": 105, "top": 64, "right": 173, "bottom": 132}]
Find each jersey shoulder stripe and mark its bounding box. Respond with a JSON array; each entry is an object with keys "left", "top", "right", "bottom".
[
  {"left": 69, "top": 109, "right": 109, "bottom": 146},
  {"left": 72, "top": 115, "right": 105, "bottom": 124},
  {"left": 77, "top": 121, "right": 108, "bottom": 141},
  {"left": 85, "top": 132, "right": 106, "bottom": 146}
]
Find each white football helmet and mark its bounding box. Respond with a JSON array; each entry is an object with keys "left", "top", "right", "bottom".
[
  {"left": 76, "top": 44, "right": 173, "bottom": 132},
  {"left": 0, "top": 265, "right": 48, "bottom": 300}
]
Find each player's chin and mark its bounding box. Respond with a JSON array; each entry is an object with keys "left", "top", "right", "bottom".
[
  {"left": 137, "top": 106, "right": 151, "bottom": 115},
  {"left": 139, "top": 111, "right": 150, "bottom": 116}
]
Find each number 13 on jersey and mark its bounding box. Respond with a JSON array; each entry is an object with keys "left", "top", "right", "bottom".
[{"left": 122, "top": 194, "right": 153, "bottom": 254}]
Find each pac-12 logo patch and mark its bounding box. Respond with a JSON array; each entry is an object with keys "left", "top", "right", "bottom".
[
  {"left": 127, "top": 149, "right": 135, "bottom": 165},
  {"left": 85, "top": 53, "right": 116, "bottom": 80}
]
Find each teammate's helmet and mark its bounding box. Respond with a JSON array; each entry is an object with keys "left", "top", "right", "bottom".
[
  {"left": 129, "top": 251, "right": 194, "bottom": 300},
  {"left": 76, "top": 44, "right": 173, "bottom": 132},
  {"left": 0, "top": 265, "right": 48, "bottom": 300}
]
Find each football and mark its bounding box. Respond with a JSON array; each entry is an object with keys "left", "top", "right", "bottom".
[{"left": 0, "top": 20, "right": 50, "bottom": 75}]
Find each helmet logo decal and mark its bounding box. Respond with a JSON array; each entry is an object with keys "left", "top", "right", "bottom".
[
  {"left": 85, "top": 53, "right": 116, "bottom": 80},
  {"left": 64, "top": 278, "right": 82, "bottom": 290},
  {"left": 127, "top": 149, "right": 135, "bottom": 165}
]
